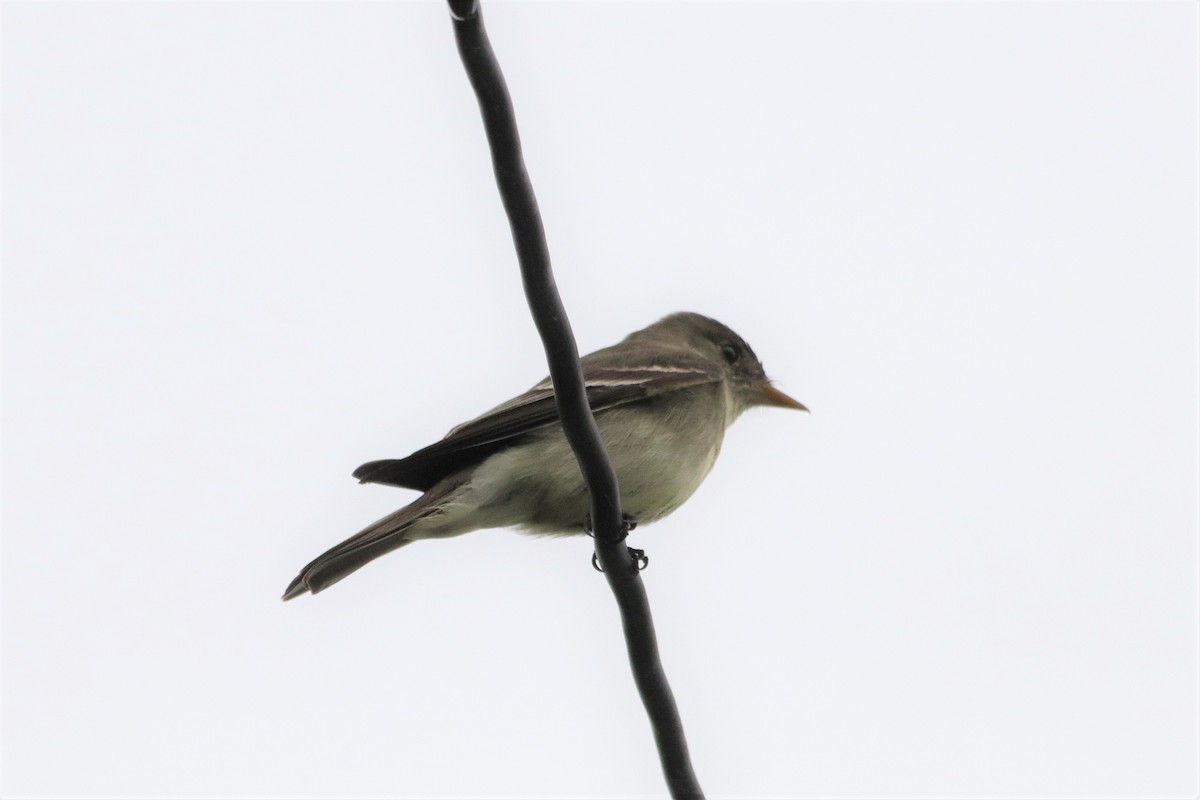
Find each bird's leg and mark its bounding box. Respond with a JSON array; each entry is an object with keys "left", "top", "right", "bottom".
[{"left": 582, "top": 512, "right": 638, "bottom": 538}]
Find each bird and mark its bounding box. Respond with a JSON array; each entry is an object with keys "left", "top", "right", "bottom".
[{"left": 282, "top": 312, "right": 806, "bottom": 600}]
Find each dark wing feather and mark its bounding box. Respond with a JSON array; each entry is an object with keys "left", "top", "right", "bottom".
[{"left": 352, "top": 361, "right": 720, "bottom": 491}]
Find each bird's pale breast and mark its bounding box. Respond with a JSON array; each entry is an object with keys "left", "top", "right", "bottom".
[{"left": 457, "top": 383, "right": 729, "bottom": 536}]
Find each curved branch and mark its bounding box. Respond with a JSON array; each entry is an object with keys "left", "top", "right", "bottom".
[{"left": 446, "top": 2, "right": 704, "bottom": 797}]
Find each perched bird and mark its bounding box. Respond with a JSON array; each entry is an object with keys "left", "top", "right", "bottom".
[{"left": 283, "top": 312, "right": 806, "bottom": 600}]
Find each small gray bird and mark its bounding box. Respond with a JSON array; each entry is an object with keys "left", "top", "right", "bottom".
[{"left": 283, "top": 312, "right": 805, "bottom": 600}]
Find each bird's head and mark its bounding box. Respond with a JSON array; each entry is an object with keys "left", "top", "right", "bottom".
[{"left": 642, "top": 312, "right": 808, "bottom": 417}]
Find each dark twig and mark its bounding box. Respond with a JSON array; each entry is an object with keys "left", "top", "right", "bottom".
[{"left": 446, "top": 2, "right": 704, "bottom": 797}]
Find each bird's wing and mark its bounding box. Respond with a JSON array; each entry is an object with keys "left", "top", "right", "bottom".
[{"left": 352, "top": 359, "right": 721, "bottom": 491}]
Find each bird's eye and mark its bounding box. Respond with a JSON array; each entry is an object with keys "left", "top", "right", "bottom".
[{"left": 720, "top": 344, "right": 739, "bottom": 364}]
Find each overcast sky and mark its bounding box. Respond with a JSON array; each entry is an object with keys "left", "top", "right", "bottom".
[{"left": 3, "top": 2, "right": 1197, "bottom": 798}]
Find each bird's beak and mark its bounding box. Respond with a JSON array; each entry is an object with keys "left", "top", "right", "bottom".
[{"left": 757, "top": 382, "right": 809, "bottom": 412}]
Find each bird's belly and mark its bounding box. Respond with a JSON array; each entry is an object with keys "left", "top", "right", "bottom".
[
  {"left": 608, "top": 428, "right": 720, "bottom": 524},
  {"left": 468, "top": 392, "right": 727, "bottom": 536}
]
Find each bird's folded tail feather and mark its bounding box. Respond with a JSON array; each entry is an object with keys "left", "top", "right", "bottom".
[{"left": 282, "top": 484, "right": 451, "bottom": 601}]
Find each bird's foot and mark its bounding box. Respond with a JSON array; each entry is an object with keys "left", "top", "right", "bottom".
[
  {"left": 591, "top": 547, "right": 649, "bottom": 574},
  {"left": 582, "top": 512, "right": 638, "bottom": 538}
]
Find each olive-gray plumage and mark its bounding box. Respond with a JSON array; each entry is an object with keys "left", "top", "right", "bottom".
[{"left": 283, "top": 312, "right": 805, "bottom": 600}]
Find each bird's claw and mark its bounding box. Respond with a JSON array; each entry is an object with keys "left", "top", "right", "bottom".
[
  {"left": 592, "top": 547, "right": 649, "bottom": 574},
  {"left": 585, "top": 513, "right": 642, "bottom": 572}
]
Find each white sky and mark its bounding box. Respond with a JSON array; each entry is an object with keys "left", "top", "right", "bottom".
[{"left": 2, "top": 2, "right": 1197, "bottom": 798}]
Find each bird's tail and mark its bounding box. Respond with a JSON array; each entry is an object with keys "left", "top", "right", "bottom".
[{"left": 282, "top": 485, "right": 450, "bottom": 601}]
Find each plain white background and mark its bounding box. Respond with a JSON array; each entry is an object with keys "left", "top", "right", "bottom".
[{"left": 2, "top": 2, "right": 1196, "bottom": 798}]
